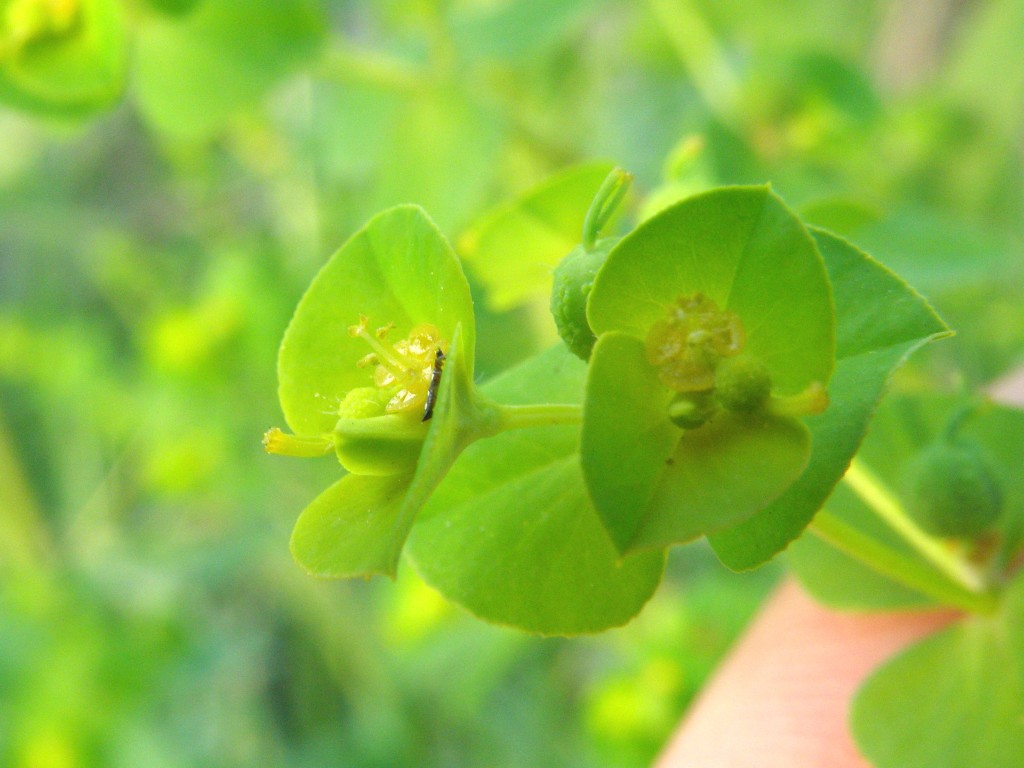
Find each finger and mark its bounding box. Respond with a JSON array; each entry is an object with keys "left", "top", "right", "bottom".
[{"left": 654, "top": 578, "right": 955, "bottom": 768}]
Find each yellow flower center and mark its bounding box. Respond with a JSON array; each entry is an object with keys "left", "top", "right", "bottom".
[
  {"left": 347, "top": 316, "right": 447, "bottom": 417},
  {"left": 644, "top": 293, "right": 745, "bottom": 392}
]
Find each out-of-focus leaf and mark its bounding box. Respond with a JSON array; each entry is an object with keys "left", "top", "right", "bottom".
[
  {"left": 851, "top": 574, "right": 1024, "bottom": 767},
  {"left": 790, "top": 393, "right": 1024, "bottom": 610},
  {"left": 449, "top": 0, "right": 599, "bottom": 61},
  {"left": 313, "top": 82, "right": 502, "bottom": 235},
  {"left": 458, "top": 161, "right": 614, "bottom": 310},
  {"left": 134, "top": 0, "right": 326, "bottom": 138}
]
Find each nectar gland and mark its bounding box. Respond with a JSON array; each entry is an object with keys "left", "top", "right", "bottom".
[{"left": 645, "top": 293, "right": 744, "bottom": 392}]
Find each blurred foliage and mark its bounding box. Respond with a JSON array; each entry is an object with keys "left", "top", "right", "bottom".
[{"left": 0, "top": 0, "right": 1022, "bottom": 765}]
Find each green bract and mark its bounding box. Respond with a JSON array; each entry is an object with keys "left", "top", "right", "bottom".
[
  {"left": 0, "top": 0, "right": 126, "bottom": 117},
  {"left": 289, "top": 323, "right": 501, "bottom": 577},
  {"left": 277, "top": 205, "right": 475, "bottom": 439},
  {"left": 581, "top": 186, "right": 835, "bottom": 554},
  {"left": 710, "top": 230, "right": 949, "bottom": 571}
]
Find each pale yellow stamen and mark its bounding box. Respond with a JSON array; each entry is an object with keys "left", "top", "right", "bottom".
[{"left": 349, "top": 316, "right": 446, "bottom": 417}]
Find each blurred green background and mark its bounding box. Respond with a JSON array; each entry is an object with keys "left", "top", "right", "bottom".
[{"left": 1, "top": 1, "right": 1022, "bottom": 765}]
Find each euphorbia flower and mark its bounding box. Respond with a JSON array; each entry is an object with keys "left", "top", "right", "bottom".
[
  {"left": 579, "top": 186, "right": 836, "bottom": 554},
  {"left": 264, "top": 205, "right": 480, "bottom": 578}
]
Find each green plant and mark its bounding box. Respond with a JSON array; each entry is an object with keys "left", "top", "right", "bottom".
[
  {"left": 267, "top": 166, "right": 1024, "bottom": 765},
  {"left": 3, "top": 2, "right": 1022, "bottom": 764}
]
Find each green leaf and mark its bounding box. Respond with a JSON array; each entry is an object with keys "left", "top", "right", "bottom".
[
  {"left": 134, "top": 0, "right": 325, "bottom": 138},
  {"left": 0, "top": 0, "right": 126, "bottom": 117},
  {"left": 709, "top": 229, "right": 949, "bottom": 571},
  {"left": 459, "top": 161, "right": 615, "bottom": 310},
  {"left": 277, "top": 205, "right": 475, "bottom": 438},
  {"left": 851, "top": 575, "right": 1024, "bottom": 767},
  {"left": 143, "top": 0, "right": 203, "bottom": 17},
  {"left": 448, "top": 0, "right": 598, "bottom": 62},
  {"left": 407, "top": 345, "right": 665, "bottom": 635},
  {"left": 290, "top": 471, "right": 414, "bottom": 578},
  {"left": 312, "top": 83, "right": 502, "bottom": 236},
  {"left": 589, "top": 185, "right": 834, "bottom": 396}
]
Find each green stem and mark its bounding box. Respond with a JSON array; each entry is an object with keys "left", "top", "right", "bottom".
[
  {"left": 646, "top": 0, "right": 740, "bottom": 121},
  {"left": 582, "top": 168, "right": 632, "bottom": 251},
  {"left": 841, "top": 459, "right": 990, "bottom": 594},
  {"left": 495, "top": 403, "right": 582, "bottom": 432},
  {"left": 809, "top": 511, "right": 998, "bottom": 614}
]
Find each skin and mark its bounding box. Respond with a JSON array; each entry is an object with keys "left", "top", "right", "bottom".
[
  {"left": 654, "top": 579, "right": 954, "bottom": 768},
  {"left": 655, "top": 372, "right": 1024, "bottom": 767}
]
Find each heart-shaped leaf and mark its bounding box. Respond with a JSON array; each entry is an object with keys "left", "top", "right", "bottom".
[{"left": 407, "top": 345, "right": 665, "bottom": 635}]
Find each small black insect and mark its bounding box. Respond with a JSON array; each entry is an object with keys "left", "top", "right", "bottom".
[{"left": 422, "top": 347, "right": 446, "bottom": 422}]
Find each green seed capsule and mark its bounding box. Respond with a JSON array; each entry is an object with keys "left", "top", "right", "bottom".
[
  {"left": 549, "top": 237, "right": 617, "bottom": 361},
  {"left": 903, "top": 439, "right": 1003, "bottom": 539},
  {"left": 715, "top": 355, "right": 772, "bottom": 414}
]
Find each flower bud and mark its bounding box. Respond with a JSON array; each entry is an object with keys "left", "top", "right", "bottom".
[{"left": 549, "top": 237, "right": 617, "bottom": 361}]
